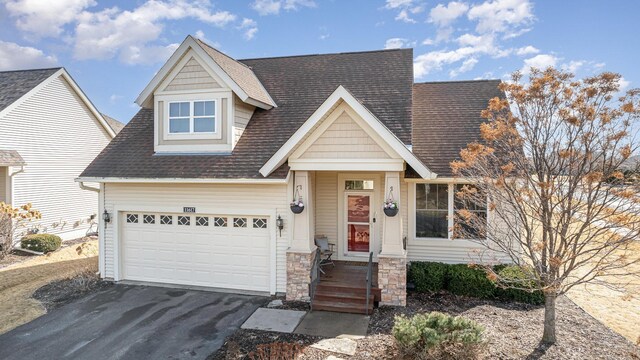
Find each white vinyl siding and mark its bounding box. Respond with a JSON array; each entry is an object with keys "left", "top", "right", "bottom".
[
  {"left": 0, "top": 75, "right": 111, "bottom": 239},
  {"left": 299, "top": 111, "right": 391, "bottom": 160},
  {"left": 407, "top": 182, "right": 510, "bottom": 264},
  {"left": 102, "top": 182, "right": 290, "bottom": 293},
  {"left": 233, "top": 95, "right": 255, "bottom": 148},
  {"left": 163, "top": 57, "right": 222, "bottom": 92}
]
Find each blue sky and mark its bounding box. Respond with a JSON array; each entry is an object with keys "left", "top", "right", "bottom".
[{"left": 1, "top": 0, "right": 638, "bottom": 123}]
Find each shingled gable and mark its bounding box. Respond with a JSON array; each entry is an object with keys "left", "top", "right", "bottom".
[
  {"left": 135, "top": 35, "right": 276, "bottom": 109},
  {"left": 260, "top": 85, "right": 435, "bottom": 179}
]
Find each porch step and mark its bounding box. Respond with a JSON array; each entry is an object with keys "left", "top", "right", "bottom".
[
  {"left": 314, "top": 292, "right": 375, "bottom": 304},
  {"left": 311, "top": 298, "right": 374, "bottom": 315},
  {"left": 316, "top": 284, "right": 382, "bottom": 302}
]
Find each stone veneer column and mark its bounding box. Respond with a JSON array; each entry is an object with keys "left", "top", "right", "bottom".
[
  {"left": 286, "top": 171, "right": 316, "bottom": 301},
  {"left": 286, "top": 250, "right": 316, "bottom": 301},
  {"left": 378, "top": 171, "right": 408, "bottom": 306},
  {"left": 378, "top": 255, "right": 407, "bottom": 306}
]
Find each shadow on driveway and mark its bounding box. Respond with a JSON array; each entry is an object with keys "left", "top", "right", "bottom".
[{"left": 0, "top": 284, "right": 267, "bottom": 360}]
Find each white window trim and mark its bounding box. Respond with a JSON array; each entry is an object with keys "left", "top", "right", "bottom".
[
  {"left": 167, "top": 99, "right": 221, "bottom": 140},
  {"left": 409, "top": 182, "right": 488, "bottom": 242}
]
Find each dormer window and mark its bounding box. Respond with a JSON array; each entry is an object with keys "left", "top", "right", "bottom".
[{"left": 168, "top": 100, "right": 217, "bottom": 135}]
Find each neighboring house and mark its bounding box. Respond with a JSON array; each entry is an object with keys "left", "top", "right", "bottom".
[
  {"left": 79, "top": 35, "right": 506, "bottom": 308},
  {"left": 102, "top": 113, "right": 125, "bottom": 134},
  {"left": 0, "top": 68, "right": 119, "bottom": 240}
]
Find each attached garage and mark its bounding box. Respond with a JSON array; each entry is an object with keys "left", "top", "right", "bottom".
[{"left": 119, "top": 211, "right": 273, "bottom": 292}]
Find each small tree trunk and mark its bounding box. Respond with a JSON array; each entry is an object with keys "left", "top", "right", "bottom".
[{"left": 542, "top": 293, "right": 557, "bottom": 344}]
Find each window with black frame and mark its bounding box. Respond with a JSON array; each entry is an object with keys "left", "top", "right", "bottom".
[
  {"left": 454, "top": 184, "right": 487, "bottom": 239},
  {"left": 415, "top": 184, "right": 449, "bottom": 238}
]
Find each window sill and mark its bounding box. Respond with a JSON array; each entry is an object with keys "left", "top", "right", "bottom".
[{"left": 164, "top": 132, "right": 223, "bottom": 141}]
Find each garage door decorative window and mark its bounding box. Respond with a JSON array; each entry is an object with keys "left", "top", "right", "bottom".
[
  {"left": 214, "top": 217, "right": 227, "bottom": 227},
  {"left": 234, "top": 217, "right": 247, "bottom": 228},
  {"left": 178, "top": 216, "right": 191, "bottom": 226},
  {"left": 253, "top": 218, "right": 267, "bottom": 229},
  {"left": 126, "top": 214, "right": 138, "bottom": 223},
  {"left": 196, "top": 216, "right": 209, "bottom": 226},
  {"left": 143, "top": 214, "right": 155, "bottom": 224},
  {"left": 160, "top": 215, "right": 172, "bottom": 225}
]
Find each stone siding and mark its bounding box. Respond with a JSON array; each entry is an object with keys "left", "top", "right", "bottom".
[
  {"left": 286, "top": 250, "right": 315, "bottom": 301},
  {"left": 378, "top": 256, "right": 407, "bottom": 306}
]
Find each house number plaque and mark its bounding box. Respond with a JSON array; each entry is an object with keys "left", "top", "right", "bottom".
[{"left": 183, "top": 207, "right": 196, "bottom": 213}]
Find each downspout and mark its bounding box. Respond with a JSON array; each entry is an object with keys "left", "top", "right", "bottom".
[
  {"left": 7, "top": 166, "right": 25, "bottom": 204},
  {"left": 78, "top": 181, "right": 100, "bottom": 193}
]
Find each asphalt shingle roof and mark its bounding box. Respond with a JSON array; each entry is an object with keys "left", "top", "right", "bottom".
[
  {"left": 81, "top": 48, "right": 414, "bottom": 179},
  {"left": 411, "top": 80, "right": 503, "bottom": 177},
  {"left": 0, "top": 68, "right": 60, "bottom": 113},
  {"left": 101, "top": 113, "right": 125, "bottom": 134},
  {"left": 197, "top": 39, "right": 275, "bottom": 107},
  {"left": 0, "top": 150, "right": 26, "bottom": 166}
]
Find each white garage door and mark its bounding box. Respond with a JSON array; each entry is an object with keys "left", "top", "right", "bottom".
[{"left": 120, "top": 212, "right": 271, "bottom": 292}]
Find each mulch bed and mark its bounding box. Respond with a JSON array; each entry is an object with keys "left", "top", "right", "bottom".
[
  {"left": 210, "top": 292, "right": 640, "bottom": 359},
  {"left": 0, "top": 236, "right": 97, "bottom": 270},
  {"left": 32, "top": 272, "right": 112, "bottom": 311}
]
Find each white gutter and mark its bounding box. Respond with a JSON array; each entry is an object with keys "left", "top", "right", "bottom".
[
  {"left": 78, "top": 181, "right": 100, "bottom": 192},
  {"left": 75, "top": 177, "right": 289, "bottom": 184},
  {"left": 9, "top": 166, "right": 24, "bottom": 177}
]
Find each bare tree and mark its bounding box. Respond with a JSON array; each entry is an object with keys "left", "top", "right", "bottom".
[
  {"left": 451, "top": 68, "right": 640, "bottom": 344},
  {"left": 0, "top": 202, "right": 42, "bottom": 258}
]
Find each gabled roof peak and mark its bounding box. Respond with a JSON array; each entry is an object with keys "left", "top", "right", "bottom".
[{"left": 135, "top": 35, "right": 275, "bottom": 109}]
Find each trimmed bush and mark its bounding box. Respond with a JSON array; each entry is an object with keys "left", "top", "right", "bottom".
[
  {"left": 409, "top": 262, "right": 448, "bottom": 292},
  {"left": 393, "top": 312, "right": 485, "bottom": 360},
  {"left": 446, "top": 264, "right": 496, "bottom": 299},
  {"left": 409, "top": 261, "right": 545, "bottom": 305},
  {"left": 494, "top": 265, "right": 545, "bottom": 305},
  {"left": 20, "top": 234, "right": 62, "bottom": 253}
]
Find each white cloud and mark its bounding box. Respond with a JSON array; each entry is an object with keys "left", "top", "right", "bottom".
[
  {"left": 238, "top": 18, "right": 258, "bottom": 40},
  {"left": 0, "top": 41, "right": 57, "bottom": 70},
  {"left": 109, "top": 94, "right": 123, "bottom": 104},
  {"left": 618, "top": 77, "right": 631, "bottom": 91},
  {"left": 515, "top": 45, "right": 539, "bottom": 56},
  {"left": 561, "top": 60, "right": 584, "bottom": 74},
  {"left": 385, "top": 0, "right": 425, "bottom": 23},
  {"left": 73, "top": 0, "right": 236, "bottom": 64},
  {"left": 395, "top": 9, "right": 416, "bottom": 23},
  {"left": 414, "top": 46, "right": 478, "bottom": 77},
  {"left": 521, "top": 54, "right": 558, "bottom": 74},
  {"left": 450, "top": 57, "right": 479, "bottom": 77},
  {"left": 428, "top": 1, "right": 469, "bottom": 27},
  {"left": 385, "top": 0, "right": 415, "bottom": 9},
  {"left": 5, "top": 0, "right": 96, "bottom": 37},
  {"left": 384, "top": 37, "right": 414, "bottom": 49},
  {"left": 467, "top": 0, "right": 534, "bottom": 35},
  {"left": 422, "top": 38, "right": 435, "bottom": 45},
  {"left": 251, "top": 0, "right": 315, "bottom": 16}
]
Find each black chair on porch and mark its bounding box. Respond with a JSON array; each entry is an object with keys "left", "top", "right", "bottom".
[{"left": 314, "top": 235, "right": 335, "bottom": 274}]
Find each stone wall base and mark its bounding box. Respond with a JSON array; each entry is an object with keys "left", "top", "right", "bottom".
[
  {"left": 286, "top": 250, "right": 315, "bottom": 301},
  {"left": 378, "top": 255, "right": 407, "bottom": 306}
]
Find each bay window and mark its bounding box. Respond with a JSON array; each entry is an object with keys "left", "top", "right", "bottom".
[
  {"left": 169, "top": 100, "right": 216, "bottom": 134},
  {"left": 414, "top": 183, "right": 487, "bottom": 240}
]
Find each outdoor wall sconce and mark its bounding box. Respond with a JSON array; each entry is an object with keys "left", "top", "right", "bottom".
[
  {"left": 276, "top": 215, "right": 284, "bottom": 236},
  {"left": 102, "top": 210, "right": 112, "bottom": 224}
]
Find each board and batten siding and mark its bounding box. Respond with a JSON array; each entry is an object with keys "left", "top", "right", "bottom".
[
  {"left": 300, "top": 111, "right": 392, "bottom": 160},
  {"left": 102, "top": 182, "right": 290, "bottom": 293},
  {"left": 233, "top": 95, "right": 255, "bottom": 148},
  {"left": 162, "top": 57, "right": 222, "bottom": 92},
  {"left": 0, "top": 75, "right": 111, "bottom": 239}
]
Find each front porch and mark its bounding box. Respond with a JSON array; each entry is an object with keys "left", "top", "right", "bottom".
[{"left": 311, "top": 261, "right": 381, "bottom": 315}]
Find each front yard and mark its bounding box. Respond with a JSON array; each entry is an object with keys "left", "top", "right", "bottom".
[
  {"left": 212, "top": 293, "right": 640, "bottom": 359},
  {"left": 0, "top": 238, "right": 99, "bottom": 334}
]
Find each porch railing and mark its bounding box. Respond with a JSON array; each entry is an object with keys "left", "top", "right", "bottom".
[
  {"left": 309, "top": 247, "right": 321, "bottom": 311},
  {"left": 365, "top": 251, "right": 373, "bottom": 314}
]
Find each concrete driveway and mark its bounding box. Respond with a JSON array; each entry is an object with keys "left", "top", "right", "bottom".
[{"left": 0, "top": 284, "right": 267, "bottom": 360}]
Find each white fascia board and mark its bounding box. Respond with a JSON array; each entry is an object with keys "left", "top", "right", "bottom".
[
  {"left": 75, "top": 177, "right": 288, "bottom": 184},
  {"left": 259, "top": 85, "right": 436, "bottom": 179},
  {"left": 0, "top": 68, "right": 116, "bottom": 138},
  {"left": 136, "top": 35, "right": 274, "bottom": 110}
]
